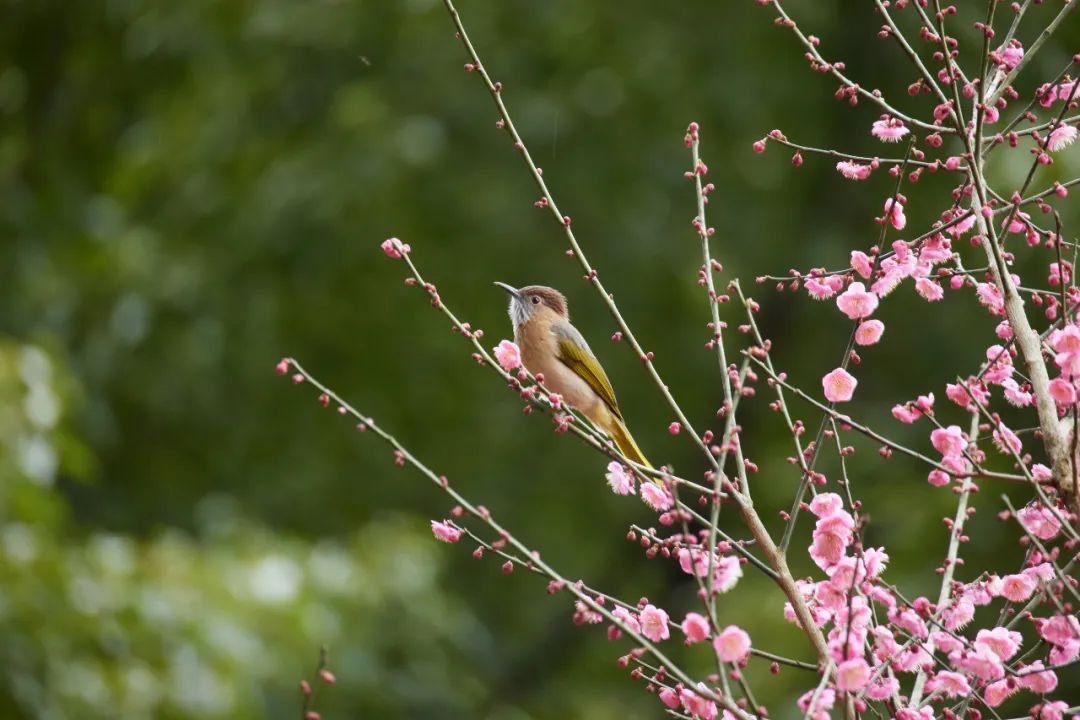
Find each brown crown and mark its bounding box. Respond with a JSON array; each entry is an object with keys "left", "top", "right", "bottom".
[{"left": 519, "top": 285, "right": 569, "bottom": 318}]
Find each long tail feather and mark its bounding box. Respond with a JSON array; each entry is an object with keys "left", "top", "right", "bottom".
[{"left": 608, "top": 417, "right": 652, "bottom": 470}]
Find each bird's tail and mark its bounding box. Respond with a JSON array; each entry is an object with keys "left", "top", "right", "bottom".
[{"left": 608, "top": 416, "right": 652, "bottom": 470}]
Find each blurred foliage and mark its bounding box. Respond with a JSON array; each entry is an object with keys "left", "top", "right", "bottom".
[{"left": 2, "top": 0, "right": 1080, "bottom": 717}]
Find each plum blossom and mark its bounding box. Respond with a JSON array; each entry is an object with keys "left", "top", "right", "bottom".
[
  {"left": 994, "top": 39, "right": 1024, "bottom": 70},
  {"left": 493, "top": 339, "right": 522, "bottom": 371},
  {"left": 1041, "top": 701, "right": 1070, "bottom": 720},
  {"left": 931, "top": 425, "right": 967, "bottom": 458},
  {"left": 836, "top": 281, "right": 879, "bottom": 319},
  {"left": 835, "top": 658, "right": 870, "bottom": 691},
  {"left": 822, "top": 367, "right": 857, "bottom": 403},
  {"left": 1047, "top": 124, "right": 1078, "bottom": 152},
  {"left": 1018, "top": 661, "right": 1058, "bottom": 693},
  {"left": 711, "top": 555, "right": 743, "bottom": 594},
  {"left": 992, "top": 423, "right": 1022, "bottom": 456},
  {"left": 884, "top": 196, "right": 906, "bottom": 230},
  {"left": 976, "top": 282, "right": 1005, "bottom": 315},
  {"left": 1037, "top": 614, "right": 1080, "bottom": 647},
  {"left": 639, "top": 604, "right": 670, "bottom": 641},
  {"left": 612, "top": 606, "right": 641, "bottom": 634},
  {"left": 805, "top": 274, "right": 845, "bottom": 300},
  {"left": 605, "top": 462, "right": 636, "bottom": 495},
  {"left": 1017, "top": 503, "right": 1062, "bottom": 540},
  {"left": 871, "top": 116, "right": 910, "bottom": 142},
  {"left": 927, "top": 670, "right": 970, "bottom": 698},
  {"left": 836, "top": 160, "right": 872, "bottom": 180},
  {"left": 850, "top": 250, "right": 874, "bottom": 278},
  {"left": 975, "top": 627, "right": 1022, "bottom": 661},
  {"left": 431, "top": 520, "right": 462, "bottom": 543},
  {"left": 713, "top": 625, "right": 751, "bottom": 662},
  {"left": 914, "top": 277, "right": 943, "bottom": 301},
  {"left": 640, "top": 482, "right": 673, "bottom": 511},
  {"left": 984, "top": 679, "right": 1017, "bottom": 707},
  {"left": 380, "top": 236, "right": 411, "bottom": 259},
  {"left": 1001, "top": 572, "right": 1037, "bottom": 602},
  {"left": 680, "top": 684, "right": 718, "bottom": 720},
  {"left": 658, "top": 688, "right": 680, "bottom": 710},
  {"left": 855, "top": 319, "right": 884, "bottom": 345},
  {"left": 681, "top": 612, "right": 710, "bottom": 644}
]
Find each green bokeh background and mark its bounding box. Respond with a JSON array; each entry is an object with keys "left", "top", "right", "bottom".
[{"left": 2, "top": 1, "right": 1079, "bottom": 718}]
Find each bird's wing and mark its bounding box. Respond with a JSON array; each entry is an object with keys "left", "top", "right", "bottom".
[{"left": 553, "top": 321, "right": 623, "bottom": 420}]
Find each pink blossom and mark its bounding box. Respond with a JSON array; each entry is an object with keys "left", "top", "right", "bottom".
[
  {"left": 983, "top": 679, "right": 1016, "bottom": 708},
  {"left": 927, "top": 670, "right": 970, "bottom": 698},
  {"left": 641, "top": 482, "right": 673, "bottom": 512},
  {"left": 942, "top": 597, "right": 975, "bottom": 630},
  {"left": 996, "top": 40, "right": 1024, "bottom": 70},
  {"left": 951, "top": 644, "right": 1006, "bottom": 680},
  {"left": 834, "top": 658, "right": 870, "bottom": 691},
  {"left": 855, "top": 319, "right": 885, "bottom": 346},
  {"left": 892, "top": 403, "right": 922, "bottom": 424},
  {"left": 658, "top": 688, "right": 680, "bottom": 709},
  {"left": 992, "top": 424, "right": 1022, "bottom": 455},
  {"left": 681, "top": 612, "right": 710, "bottom": 644},
  {"left": 946, "top": 382, "right": 973, "bottom": 409},
  {"left": 836, "top": 282, "right": 879, "bottom": 320},
  {"left": 1047, "top": 124, "right": 1078, "bottom": 152},
  {"left": 1000, "top": 573, "right": 1037, "bottom": 602},
  {"left": 931, "top": 425, "right": 967, "bottom": 458},
  {"left": 822, "top": 367, "right": 857, "bottom": 403},
  {"left": 1041, "top": 701, "right": 1070, "bottom": 720},
  {"left": 711, "top": 555, "right": 743, "bottom": 594},
  {"left": 605, "top": 462, "right": 636, "bottom": 496},
  {"left": 380, "top": 237, "right": 410, "bottom": 259},
  {"left": 927, "top": 469, "right": 950, "bottom": 487},
  {"left": 976, "top": 282, "right": 1005, "bottom": 315},
  {"left": 975, "top": 627, "right": 1022, "bottom": 661},
  {"left": 678, "top": 548, "right": 709, "bottom": 577},
  {"left": 871, "top": 116, "right": 910, "bottom": 143},
  {"left": 1003, "top": 210, "right": 1031, "bottom": 234},
  {"left": 639, "top": 604, "right": 670, "bottom": 641},
  {"left": 798, "top": 688, "right": 835, "bottom": 715},
  {"left": 931, "top": 630, "right": 964, "bottom": 654},
  {"left": 1050, "top": 638, "right": 1080, "bottom": 665},
  {"left": 836, "top": 161, "right": 872, "bottom": 180},
  {"left": 1051, "top": 325, "right": 1080, "bottom": 354},
  {"left": 884, "top": 197, "right": 907, "bottom": 230},
  {"left": 1017, "top": 503, "right": 1062, "bottom": 540},
  {"left": 809, "top": 492, "right": 844, "bottom": 517},
  {"left": 431, "top": 520, "right": 462, "bottom": 543},
  {"left": 1001, "top": 378, "right": 1033, "bottom": 407},
  {"left": 1018, "top": 661, "right": 1058, "bottom": 693},
  {"left": 915, "top": 277, "right": 944, "bottom": 301},
  {"left": 806, "top": 275, "right": 845, "bottom": 300},
  {"left": 493, "top": 339, "right": 522, "bottom": 371},
  {"left": 1032, "top": 463, "right": 1053, "bottom": 481},
  {"left": 713, "top": 625, "right": 751, "bottom": 663},
  {"left": 865, "top": 676, "right": 899, "bottom": 701},
  {"left": 1037, "top": 614, "right": 1080, "bottom": 647},
  {"left": 850, "top": 251, "right": 874, "bottom": 279},
  {"left": 680, "top": 684, "right": 718, "bottom": 720},
  {"left": 947, "top": 211, "right": 977, "bottom": 236},
  {"left": 612, "top": 606, "right": 641, "bottom": 634}
]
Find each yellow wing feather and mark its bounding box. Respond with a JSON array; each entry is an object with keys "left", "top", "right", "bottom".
[{"left": 554, "top": 324, "right": 622, "bottom": 420}]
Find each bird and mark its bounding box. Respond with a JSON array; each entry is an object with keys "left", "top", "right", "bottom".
[{"left": 495, "top": 282, "right": 651, "bottom": 469}]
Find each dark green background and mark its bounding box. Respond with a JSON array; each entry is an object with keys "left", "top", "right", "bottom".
[{"left": 2, "top": 0, "right": 1078, "bottom": 717}]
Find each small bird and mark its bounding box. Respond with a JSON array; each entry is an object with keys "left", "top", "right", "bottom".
[{"left": 495, "top": 282, "right": 651, "bottom": 468}]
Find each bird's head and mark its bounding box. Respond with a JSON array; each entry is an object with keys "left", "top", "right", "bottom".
[{"left": 495, "top": 282, "right": 569, "bottom": 331}]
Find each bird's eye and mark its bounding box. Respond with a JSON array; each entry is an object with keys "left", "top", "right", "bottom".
[{"left": 531, "top": 296, "right": 540, "bottom": 305}]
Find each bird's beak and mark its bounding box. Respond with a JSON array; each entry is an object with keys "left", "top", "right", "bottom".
[{"left": 494, "top": 281, "right": 522, "bottom": 300}]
